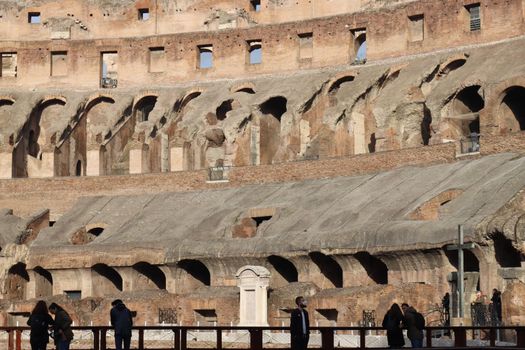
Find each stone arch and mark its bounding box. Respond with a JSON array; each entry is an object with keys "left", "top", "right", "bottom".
[
  {"left": 84, "top": 95, "right": 116, "bottom": 142},
  {"left": 215, "top": 99, "right": 236, "bottom": 121},
  {"left": 442, "top": 85, "right": 484, "bottom": 141},
  {"left": 444, "top": 246, "right": 480, "bottom": 272},
  {"left": 232, "top": 83, "right": 256, "bottom": 94},
  {"left": 91, "top": 263, "right": 123, "bottom": 296},
  {"left": 134, "top": 95, "right": 158, "bottom": 122},
  {"left": 0, "top": 98, "right": 15, "bottom": 127},
  {"left": 33, "top": 266, "right": 53, "bottom": 298},
  {"left": 132, "top": 262, "right": 166, "bottom": 290},
  {"left": 174, "top": 91, "right": 202, "bottom": 113},
  {"left": 327, "top": 75, "right": 355, "bottom": 94},
  {"left": 267, "top": 255, "right": 298, "bottom": 285},
  {"left": 354, "top": 252, "right": 388, "bottom": 284},
  {"left": 309, "top": 252, "right": 343, "bottom": 288},
  {"left": 497, "top": 86, "right": 525, "bottom": 134},
  {"left": 489, "top": 231, "right": 522, "bottom": 268},
  {"left": 177, "top": 259, "right": 211, "bottom": 287},
  {"left": 438, "top": 57, "right": 467, "bottom": 78},
  {"left": 5, "top": 262, "right": 29, "bottom": 300},
  {"left": 12, "top": 98, "right": 67, "bottom": 177},
  {"left": 258, "top": 96, "right": 287, "bottom": 165}
]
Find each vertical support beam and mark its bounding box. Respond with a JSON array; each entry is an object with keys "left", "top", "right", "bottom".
[
  {"left": 15, "top": 330, "right": 21, "bottom": 350},
  {"left": 93, "top": 328, "right": 100, "bottom": 350},
  {"left": 489, "top": 328, "right": 496, "bottom": 347},
  {"left": 181, "top": 328, "right": 187, "bottom": 350},
  {"left": 321, "top": 328, "right": 334, "bottom": 350},
  {"left": 453, "top": 327, "right": 467, "bottom": 347},
  {"left": 216, "top": 328, "right": 222, "bottom": 350},
  {"left": 8, "top": 330, "right": 13, "bottom": 350},
  {"left": 138, "top": 328, "right": 144, "bottom": 350},
  {"left": 458, "top": 224, "right": 465, "bottom": 318},
  {"left": 426, "top": 328, "right": 432, "bottom": 348},
  {"left": 359, "top": 328, "right": 365, "bottom": 349},
  {"left": 249, "top": 329, "right": 263, "bottom": 350},
  {"left": 516, "top": 327, "right": 525, "bottom": 348},
  {"left": 173, "top": 328, "right": 180, "bottom": 350},
  {"left": 101, "top": 328, "right": 107, "bottom": 350}
]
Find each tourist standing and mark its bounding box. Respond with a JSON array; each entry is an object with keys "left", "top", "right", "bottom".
[
  {"left": 27, "top": 300, "right": 54, "bottom": 350},
  {"left": 491, "top": 288, "right": 502, "bottom": 324},
  {"left": 110, "top": 299, "right": 133, "bottom": 350},
  {"left": 48, "top": 303, "right": 74, "bottom": 350},
  {"left": 382, "top": 303, "right": 405, "bottom": 349},
  {"left": 290, "top": 296, "right": 310, "bottom": 350},
  {"left": 401, "top": 303, "right": 424, "bottom": 348}
]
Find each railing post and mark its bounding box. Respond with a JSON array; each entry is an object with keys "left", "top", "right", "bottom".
[
  {"left": 453, "top": 327, "right": 467, "bottom": 347},
  {"left": 516, "top": 327, "right": 525, "bottom": 348},
  {"left": 138, "top": 328, "right": 144, "bottom": 350},
  {"left": 93, "top": 328, "right": 100, "bottom": 350},
  {"left": 320, "top": 328, "right": 334, "bottom": 350},
  {"left": 181, "top": 328, "right": 187, "bottom": 350},
  {"left": 359, "top": 328, "right": 365, "bottom": 349},
  {"left": 173, "top": 328, "right": 180, "bottom": 350},
  {"left": 7, "top": 330, "right": 13, "bottom": 350},
  {"left": 490, "top": 327, "right": 496, "bottom": 347},
  {"left": 101, "top": 328, "right": 107, "bottom": 350},
  {"left": 217, "top": 328, "right": 222, "bottom": 350},
  {"left": 15, "top": 330, "right": 21, "bottom": 350},
  {"left": 249, "top": 328, "right": 263, "bottom": 350},
  {"left": 426, "top": 328, "right": 432, "bottom": 348}
]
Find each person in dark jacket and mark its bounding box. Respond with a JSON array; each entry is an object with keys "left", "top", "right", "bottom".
[
  {"left": 27, "top": 300, "right": 55, "bottom": 350},
  {"left": 402, "top": 303, "right": 424, "bottom": 348},
  {"left": 110, "top": 299, "right": 133, "bottom": 350},
  {"left": 48, "top": 303, "right": 73, "bottom": 350},
  {"left": 382, "top": 303, "right": 405, "bottom": 349},
  {"left": 491, "top": 289, "right": 502, "bottom": 324},
  {"left": 289, "top": 296, "right": 309, "bottom": 350}
]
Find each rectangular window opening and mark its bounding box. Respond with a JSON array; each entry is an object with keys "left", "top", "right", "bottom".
[
  {"left": 350, "top": 28, "right": 367, "bottom": 64},
  {"left": 247, "top": 40, "right": 262, "bottom": 65},
  {"left": 149, "top": 47, "right": 166, "bottom": 73},
  {"left": 1, "top": 53, "right": 17, "bottom": 77},
  {"left": 51, "top": 51, "right": 68, "bottom": 77},
  {"left": 316, "top": 309, "right": 338, "bottom": 326},
  {"left": 198, "top": 45, "right": 213, "bottom": 69},
  {"left": 65, "top": 290, "right": 82, "bottom": 300},
  {"left": 138, "top": 8, "right": 150, "bottom": 21},
  {"left": 28, "top": 12, "right": 41, "bottom": 24},
  {"left": 100, "top": 51, "right": 118, "bottom": 88},
  {"left": 298, "top": 32, "right": 313, "bottom": 60},
  {"left": 408, "top": 14, "right": 424, "bottom": 42},
  {"left": 466, "top": 4, "right": 481, "bottom": 31},
  {"left": 250, "top": 0, "right": 261, "bottom": 12},
  {"left": 194, "top": 309, "right": 217, "bottom": 326}
]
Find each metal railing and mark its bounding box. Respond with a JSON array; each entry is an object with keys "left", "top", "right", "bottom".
[
  {"left": 460, "top": 134, "right": 480, "bottom": 154},
  {"left": 2, "top": 325, "right": 525, "bottom": 350},
  {"left": 100, "top": 77, "right": 118, "bottom": 89}
]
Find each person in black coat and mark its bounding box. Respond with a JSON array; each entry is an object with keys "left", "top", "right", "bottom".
[
  {"left": 27, "top": 300, "right": 55, "bottom": 350},
  {"left": 110, "top": 299, "right": 133, "bottom": 350},
  {"left": 491, "top": 289, "right": 502, "bottom": 324},
  {"left": 382, "top": 303, "right": 405, "bottom": 349},
  {"left": 290, "top": 296, "right": 309, "bottom": 350}
]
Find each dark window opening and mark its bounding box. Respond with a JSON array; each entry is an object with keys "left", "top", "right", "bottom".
[
  {"left": 236, "top": 87, "right": 256, "bottom": 94},
  {"left": 135, "top": 95, "right": 157, "bottom": 122},
  {"left": 8, "top": 263, "right": 29, "bottom": 281},
  {"left": 133, "top": 262, "right": 166, "bottom": 289},
  {"left": 466, "top": 4, "right": 481, "bottom": 31},
  {"left": 216, "top": 99, "right": 234, "bottom": 120},
  {"left": 138, "top": 8, "right": 150, "bottom": 20},
  {"left": 408, "top": 14, "right": 424, "bottom": 42},
  {"left": 87, "top": 227, "right": 104, "bottom": 236},
  {"left": 309, "top": 252, "right": 343, "bottom": 288},
  {"left": 260, "top": 96, "right": 287, "bottom": 121},
  {"left": 421, "top": 106, "right": 432, "bottom": 146},
  {"left": 328, "top": 76, "right": 355, "bottom": 94},
  {"left": 177, "top": 259, "right": 210, "bottom": 286},
  {"left": 174, "top": 92, "right": 202, "bottom": 113},
  {"left": 75, "top": 160, "right": 82, "bottom": 176},
  {"left": 368, "top": 133, "right": 376, "bottom": 153},
  {"left": 65, "top": 290, "right": 81, "bottom": 300},
  {"left": 501, "top": 87, "right": 525, "bottom": 131},
  {"left": 354, "top": 252, "right": 388, "bottom": 284},
  {"left": 28, "top": 12, "right": 41, "bottom": 24},
  {"left": 194, "top": 309, "right": 217, "bottom": 326},
  {"left": 441, "top": 59, "right": 467, "bottom": 76},
  {"left": 34, "top": 266, "right": 52, "bottom": 284},
  {"left": 49, "top": 221, "right": 56, "bottom": 227},
  {"left": 250, "top": 0, "right": 261, "bottom": 11},
  {"left": 490, "top": 231, "right": 522, "bottom": 268},
  {"left": 316, "top": 309, "right": 338, "bottom": 326},
  {"left": 267, "top": 255, "right": 298, "bottom": 283},
  {"left": 444, "top": 247, "right": 480, "bottom": 272},
  {"left": 92, "top": 263, "right": 123, "bottom": 291},
  {"left": 252, "top": 215, "right": 272, "bottom": 227}
]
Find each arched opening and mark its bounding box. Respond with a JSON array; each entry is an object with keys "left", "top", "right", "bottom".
[
  {"left": 267, "top": 255, "right": 298, "bottom": 283},
  {"left": 177, "top": 259, "right": 211, "bottom": 286},
  {"left": 33, "top": 266, "right": 53, "bottom": 298},
  {"left": 309, "top": 252, "right": 343, "bottom": 288},
  {"left": 5, "top": 263, "right": 29, "bottom": 300},
  {"left": 135, "top": 95, "right": 157, "bottom": 122},
  {"left": 235, "top": 87, "right": 256, "bottom": 94},
  {"left": 328, "top": 76, "right": 355, "bottom": 94},
  {"left": 132, "top": 262, "right": 166, "bottom": 290},
  {"left": 216, "top": 99, "right": 235, "bottom": 121},
  {"left": 354, "top": 252, "right": 388, "bottom": 284},
  {"left": 443, "top": 86, "right": 483, "bottom": 143},
  {"left": 259, "top": 96, "right": 287, "bottom": 165},
  {"left": 75, "top": 160, "right": 82, "bottom": 176},
  {"left": 421, "top": 106, "right": 432, "bottom": 146},
  {"left": 174, "top": 92, "right": 202, "bottom": 113},
  {"left": 499, "top": 86, "right": 525, "bottom": 133},
  {"left": 260, "top": 96, "right": 287, "bottom": 121},
  {"left": 444, "top": 248, "right": 480, "bottom": 272},
  {"left": 489, "top": 231, "right": 522, "bottom": 268},
  {"left": 439, "top": 59, "right": 466, "bottom": 77},
  {"left": 91, "top": 263, "right": 123, "bottom": 295}
]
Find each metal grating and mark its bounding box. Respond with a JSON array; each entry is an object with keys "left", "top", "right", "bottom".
[{"left": 469, "top": 5, "right": 481, "bottom": 31}]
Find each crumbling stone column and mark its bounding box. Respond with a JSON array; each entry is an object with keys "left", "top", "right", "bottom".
[
  {"left": 236, "top": 265, "right": 270, "bottom": 326},
  {"left": 0, "top": 152, "right": 12, "bottom": 178}
]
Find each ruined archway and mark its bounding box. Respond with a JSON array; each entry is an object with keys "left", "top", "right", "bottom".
[
  {"left": 174, "top": 91, "right": 202, "bottom": 113},
  {"left": 489, "top": 231, "right": 522, "bottom": 268},
  {"left": 134, "top": 95, "right": 158, "bottom": 122},
  {"left": 177, "top": 259, "right": 211, "bottom": 287},
  {"left": 91, "top": 263, "right": 123, "bottom": 296},
  {"left": 328, "top": 75, "right": 355, "bottom": 94},
  {"left": 5, "top": 263, "right": 29, "bottom": 300},
  {"left": 216, "top": 99, "right": 235, "bottom": 121},
  {"left": 442, "top": 85, "right": 483, "bottom": 142},
  {"left": 132, "top": 262, "right": 166, "bottom": 290},
  {"left": 33, "top": 266, "right": 53, "bottom": 298},
  {"left": 309, "top": 252, "right": 343, "bottom": 288},
  {"left": 498, "top": 86, "right": 525, "bottom": 134},
  {"left": 267, "top": 255, "right": 298, "bottom": 285},
  {"left": 258, "top": 96, "right": 287, "bottom": 165},
  {"left": 354, "top": 252, "right": 388, "bottom": 284}
]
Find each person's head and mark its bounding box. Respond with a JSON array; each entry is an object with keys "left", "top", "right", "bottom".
[
  {"left": 48, "top": 302, "right": 61, "bottom": 315},
  {"left": 295, "top": 296, "right": 307, "bottom": 308},
  {"left": 32, "top": 300, "right": 49, "bottom": 315},
  {"left": 401, "top": 303, "right": 409, "bottom": 313},
  {"left": 111, "top": 299, "right": 123, "bottom": 307},
  {"left": 493, "top": 288, "right": 498, "bottom": 294},
  {"left": 389, "top": 303, "right": 403, "bottom": 317}
]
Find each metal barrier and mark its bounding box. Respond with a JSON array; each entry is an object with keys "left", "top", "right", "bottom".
[{"left": 2, "top": 325, "right": 525, "bottom": 350}]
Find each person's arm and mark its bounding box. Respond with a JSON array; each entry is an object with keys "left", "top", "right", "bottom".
[
  {"left": 110, "top": 308, "right": 116, "bottom": 327},
  {"left": 27, "top": 315, "right": 32, "bottom": 326}
]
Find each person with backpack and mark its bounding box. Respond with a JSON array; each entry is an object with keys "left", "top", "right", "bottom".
[
  {"left": 110, "top": 299, "right": 133, "bottom": 350},
  {"left": 27, "top": 300, "right": 55, "bottom": 350},
  {"left": 49, "top": 303, "right": 74, "bottom": 350},
  {"left": 382, "top": 303, "right": 405, "bottom": 348},
  {"left": 401, "top": 303, "right": 424, "bottom": 348}
]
